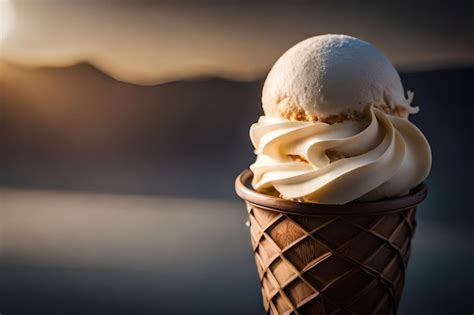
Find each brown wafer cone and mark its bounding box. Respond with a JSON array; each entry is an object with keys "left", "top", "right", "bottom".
[{"left": 235, "top": 169, "right": 427, "bottom": 315}]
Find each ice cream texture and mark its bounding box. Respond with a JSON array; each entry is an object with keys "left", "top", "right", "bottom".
[{"left": 250, "top": 34, "right": 431, "bottom": 204}]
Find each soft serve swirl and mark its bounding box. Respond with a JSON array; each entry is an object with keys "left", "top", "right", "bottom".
[{"left": 250, "top": 107, "right": 431, "bottom": 204}]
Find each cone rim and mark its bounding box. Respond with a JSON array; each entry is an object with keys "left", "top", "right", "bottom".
[{"left": 235, "top": 169, "right": 427, "bottom": 216}]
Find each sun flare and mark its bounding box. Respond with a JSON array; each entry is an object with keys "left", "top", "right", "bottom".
[{"left": 0, "top": 0, "right": 15, "bottom": 42}]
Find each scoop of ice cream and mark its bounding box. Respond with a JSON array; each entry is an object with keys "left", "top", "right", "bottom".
[
  {"left": 250, "top": 35, "right": 432, "bottom": 204},
  {"left": 262, "top": 34, "right": 417, "bottom": 122}
]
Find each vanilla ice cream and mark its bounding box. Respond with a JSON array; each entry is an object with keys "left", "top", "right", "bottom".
[
  {"left": 250, "top": 34, "right": 432, "bottom": 204},
  {"left": 262, "top": 34, "right": 417, "bottom": 122}
]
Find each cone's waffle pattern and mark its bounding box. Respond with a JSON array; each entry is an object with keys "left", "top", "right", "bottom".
[{"left": 246, "top": 203, "right": 417, "bottom": 315}]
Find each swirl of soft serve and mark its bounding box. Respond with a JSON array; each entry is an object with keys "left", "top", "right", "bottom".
[{"left": 250, "top": 35, "right": 431, "bottom": 204}]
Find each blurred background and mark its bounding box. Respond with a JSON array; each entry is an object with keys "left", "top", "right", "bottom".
[{"left": 0, "top": 0, "right": 473, "bottom": 314}]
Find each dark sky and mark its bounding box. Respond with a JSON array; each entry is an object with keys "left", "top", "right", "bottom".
[{"left": 1, "top": 0, "right": 473, "bottom": 83}]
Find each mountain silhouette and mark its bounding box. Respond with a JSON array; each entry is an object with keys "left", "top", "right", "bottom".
[{"left": 0, "top": 61, "right": 263, "bottom": 198}]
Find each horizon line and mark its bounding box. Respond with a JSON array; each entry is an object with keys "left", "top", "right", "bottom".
[{"left": 1, "top": 57, "right": 473, "bottom": 87}]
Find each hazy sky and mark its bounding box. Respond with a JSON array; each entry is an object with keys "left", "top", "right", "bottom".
[{"left": 1, "top": 0, "right": 473, "bottom": 84}]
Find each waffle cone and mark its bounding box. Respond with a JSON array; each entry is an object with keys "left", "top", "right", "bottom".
[{"left": 235, "top": 169, "right": 427, "bottom": 315}]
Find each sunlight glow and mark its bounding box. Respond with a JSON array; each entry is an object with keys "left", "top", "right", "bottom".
[{"left": 0, "top": 0, "right": 15, "bottom": 42}]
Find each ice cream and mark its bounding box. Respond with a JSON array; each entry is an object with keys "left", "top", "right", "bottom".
[
  {"left": 262, "top": 34, "right": 417, "bottom": 122},
  {"left": 250, "top": 34, "right": 431, "bottom": 204}
]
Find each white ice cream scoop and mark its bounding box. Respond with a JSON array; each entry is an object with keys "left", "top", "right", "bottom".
[{"left": 262, "top": 34, "right": 417, "bottom": 121}]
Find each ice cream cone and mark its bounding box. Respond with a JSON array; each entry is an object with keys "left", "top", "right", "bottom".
[{"left": 235, "top": 169, "right": 427, "bottom": 315}]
